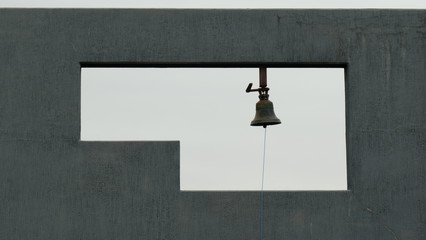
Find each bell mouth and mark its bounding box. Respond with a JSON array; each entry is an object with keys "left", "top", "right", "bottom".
[{"left": 250, "top": 119, "right": 281, "bottom": 127}]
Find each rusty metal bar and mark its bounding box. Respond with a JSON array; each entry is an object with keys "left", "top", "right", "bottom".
[{"left": 259, "top": 67, "right": 267, "bottom": 88}]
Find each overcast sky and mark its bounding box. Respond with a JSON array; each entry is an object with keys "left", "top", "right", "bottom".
[{"left": 3, "top": 1, "right": 423, "bottom": 191}]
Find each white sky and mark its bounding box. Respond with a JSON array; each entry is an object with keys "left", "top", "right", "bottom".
[{"left": 0, "top": 0, "right": 425, "bottom": 8}]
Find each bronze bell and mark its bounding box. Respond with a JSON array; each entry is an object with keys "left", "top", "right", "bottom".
[
  {"left": 246, "top": 67, "right": 281, "bottom": 128},
  {"left": 251, "top": 93, "right": 281, "bottom": 127}
]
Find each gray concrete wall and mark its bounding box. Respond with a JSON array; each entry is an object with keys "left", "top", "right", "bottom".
[{"left": 0, "top": 9, "right": 425, "bottom": 239}]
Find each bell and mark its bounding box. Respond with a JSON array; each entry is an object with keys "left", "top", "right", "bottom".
[{"left": 251, "top": 94, "right": 281, "bottom": 127}]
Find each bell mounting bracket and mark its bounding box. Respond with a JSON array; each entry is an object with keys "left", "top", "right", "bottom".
[{"left": 246, "top": 67, "right": 269, "bottom": 98}]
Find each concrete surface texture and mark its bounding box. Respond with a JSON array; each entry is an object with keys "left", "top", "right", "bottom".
[{"left": 0, "top": 9, "right": 425, "bottom": 239}]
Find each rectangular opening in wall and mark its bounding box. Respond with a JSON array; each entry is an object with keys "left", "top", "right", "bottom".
[{"left": 81, "top": 67, "right": 347, "bottom": 191}]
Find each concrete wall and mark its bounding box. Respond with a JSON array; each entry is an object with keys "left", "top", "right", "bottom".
[{"left": 0, "top": 9, "right": 425, "bottom": 239}]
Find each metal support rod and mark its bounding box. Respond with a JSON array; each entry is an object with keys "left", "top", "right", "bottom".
[{"left": 259, "top": 67, "right": 267, "bottom": 88}]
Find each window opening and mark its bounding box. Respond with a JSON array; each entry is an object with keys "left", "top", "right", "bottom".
[{"left": 81, "top": 67, "right": 347, "bottom": 191}]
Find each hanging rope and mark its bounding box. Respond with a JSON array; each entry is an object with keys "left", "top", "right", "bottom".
[{"left": 260, "top": 127, "right": 267, "bottom": 240}]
